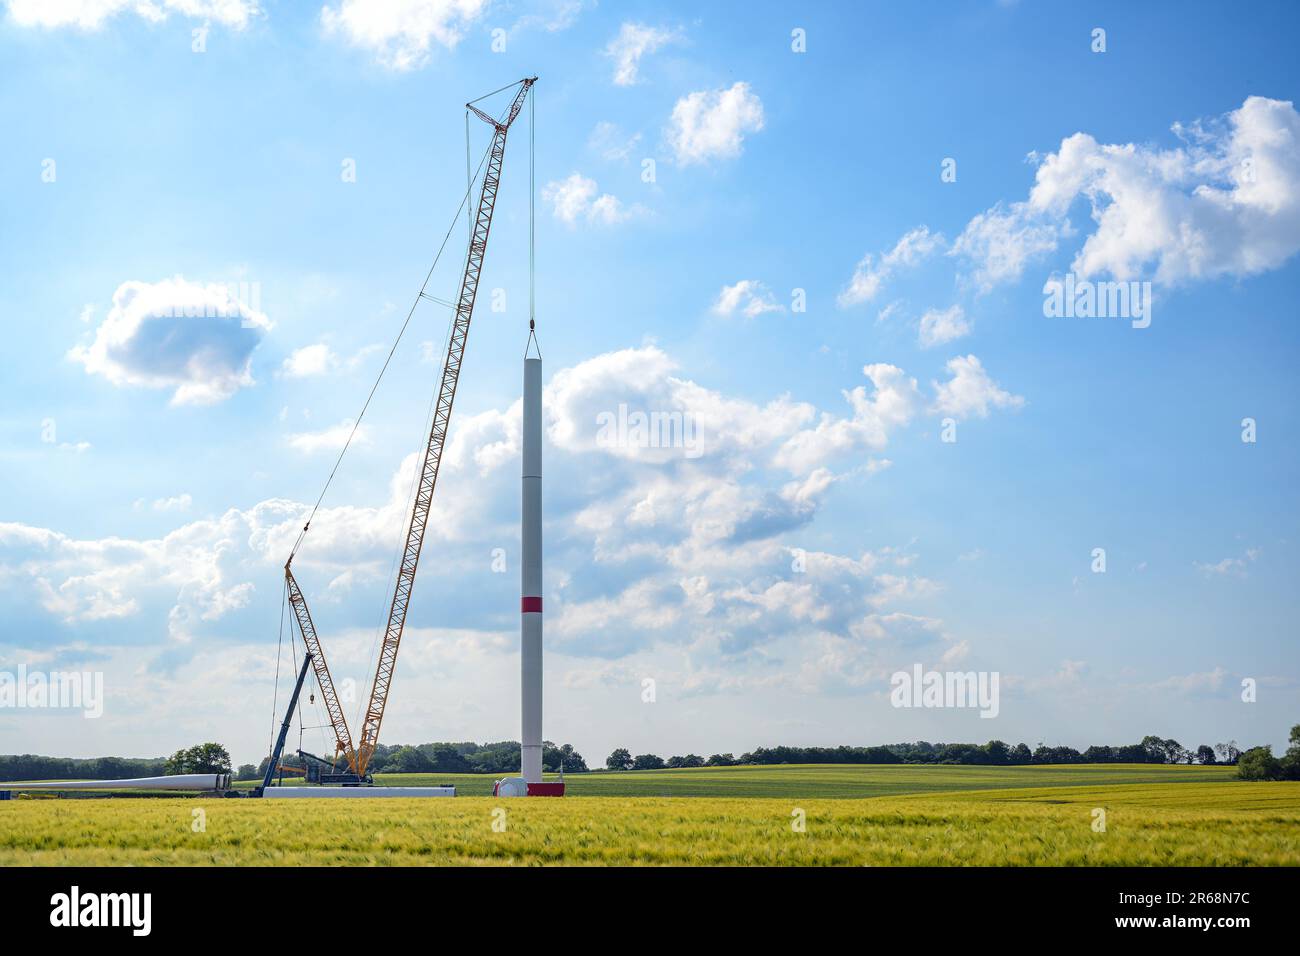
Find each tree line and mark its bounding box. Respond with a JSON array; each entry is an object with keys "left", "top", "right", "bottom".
[
  {"left": 1, "top": 739, "right": 589, "bottom": 782},
  {"left": 0, "top": 754, "right": 169, "bottom": 782},
  {"left": 244, "top": 740, "right": 590, "bottom": 780},
  {"left": 602, "top": 736, "right": 1252, "bottom": 771},
  {"left": 7, "top": 727, "right": 1297, "bottom": 782}
]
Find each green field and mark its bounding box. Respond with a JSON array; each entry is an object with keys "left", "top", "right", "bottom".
[
  {"left": 367, "top": 762, "right": 1234, "bottom": 797},
  {"left": 7, "top": 764, "right": 1298, "bottom": 866}
]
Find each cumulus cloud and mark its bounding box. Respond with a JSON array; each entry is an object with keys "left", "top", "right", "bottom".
[
  {"left": 6, "top": 0, "right": 260, "bottom": 29},
  {"left": 281, "top": 343, "right": 337, "bottom": 378},
  {"left": 917, "top": 304, "right": 971, "bottom": 348},
  {"left": 953, "top": 95, "right": 1300, "bottom": 290},
  {"left": 950, "top": 202, "right": 1063, "bottom": 292},
  {"left": 838, "top": 226, "right": 944, "bottom": 307},
  {"left": 774, "top": 363, "right": 922, "bottom": 474},
  {"left": 68, "top": 276, "right": 270, "bottom": 406},
  {"left": 604, "top": 21, "right": 681, "bottom": 85},
  {"left": 153, "top": 494, "right": 192, "bottom": 512},
  {"left": 542, "top": 173, "right": 631, "bottom": 226},
  {"left": 0, "top": 516, "right": 258, "bottom": 626},
  {"left": 4, "top": 345, "right": 1018, "bottom": 750},
  {"left": 666, "top": 81, "right": 765, "bottom": 166},
  {"left": 930, "top": 355, "right": 1025, "bottom": 420},
  {"left": 287, "top": 419, "right": 366, "bottom": 453},
  {"left": 320, "top": 0, "right": 488, "bottom": 70},
  {"left": 711, "top": 280, "right": 784, "bottom": 318}
]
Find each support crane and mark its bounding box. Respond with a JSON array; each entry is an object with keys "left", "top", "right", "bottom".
[
  {"left": 268, "top": 78, "right": 536, "bottom": 783},
  {"left": 285, "top": 563, "right": 356, "bottom": 774},
  {"left": 354, "top": 76, "right": 537, "bottom": 777}
]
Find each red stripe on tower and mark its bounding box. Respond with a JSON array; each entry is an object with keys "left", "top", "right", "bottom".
[{"left": 521, "top": 596, "right": 542, "bottom": 613}]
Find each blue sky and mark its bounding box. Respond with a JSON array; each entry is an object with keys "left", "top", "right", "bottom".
[{"left": 1, "top": 0, "right": 1297, "bottom": 766}]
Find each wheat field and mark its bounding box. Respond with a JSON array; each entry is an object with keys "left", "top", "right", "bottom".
[{"left": 4, "top": 765, "right": 1297, "bottom": 866}]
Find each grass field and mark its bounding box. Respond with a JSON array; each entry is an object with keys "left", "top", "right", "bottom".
[
  {"left": 6, "top": 764, "right": 1298, "bottom": 866},
  {"left": 385, "top": 762, "right": 1235, "bottom": 797}
]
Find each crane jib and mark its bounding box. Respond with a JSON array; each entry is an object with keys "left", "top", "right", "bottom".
[
  {"left": 273, "top": 79, "right": 536, "bottom": 781},
  {"left": 353, "top": 78, "right": 536, "bottom": 778}
]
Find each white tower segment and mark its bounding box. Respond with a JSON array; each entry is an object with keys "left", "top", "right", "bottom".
[{"left": 521, "top": 337, "right": 543, "bottom": 784}]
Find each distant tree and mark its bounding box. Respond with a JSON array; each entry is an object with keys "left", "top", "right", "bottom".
[
  {"left": 166, "top": 743, "right": 231, "bottom": 775},
  {"left": 1281, "top": 725, "right": 1300, "bottom": 781},
  {"left": 1237, "top": 746, "right": 1282, "bottom": 781},
  {"left": 545, "top": 743, "right": 588, "bottom": 773},
  {"left": 1083, "top": 746, "right": 1115, "bottom": 763},
  {"left": 937, "top": 743, "right": 980, "bottom": 764},
  {"left": 386, "top": 746, "right": 433, "bottom": 774},
  {"left": 1138, "top": 736, "right": 1187, "bottom": 764},
  {"left": 705, "top": 753, "right": 736, "bottom": 767},
  {"left": 1139, "top": 735, "right": 1166, "bottom": 763},
  {"left": 1195, "top": 745, "right": 1217, "bottom": 765},
  {"left": 1113, "top": 743, "right": 1148, "bottom": 763},
  {"left": 1215, "top": 741, "right": 1241, "bottom": 765},
  {"left": 426, "top": 745, "right": 471, "bottom": 773},
  {"left": 983, "top": 740, "right": 1011, "bottom": 765},
  {"left": 235, "top": 763, "right": 259, "bottom": 781},
  {"left": 632, "top": 753, "right": 666, "bottom": 771},
  {"left": 663, "top": 754, "right": 706, "bottom": 769},
  {"left": 1009, "top": 743, "right": 1033, "bottom": 765},
  {"left": 1032, "top": 745, "right": 1080, "bottom": 764},
  {"left": 606, "top": 748, "right": 633, "bottom": 771}
]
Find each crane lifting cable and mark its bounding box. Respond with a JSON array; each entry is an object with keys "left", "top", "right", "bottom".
[{"left": 276, "top": 78, "right": 538, "bottom": 779}]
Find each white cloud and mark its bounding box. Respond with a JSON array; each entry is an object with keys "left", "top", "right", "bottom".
[
  {"left": 6, "top": 0, "right": 260, "bottom": 29},
  {"left": 604, "top": 21, "right": 681, "bottom": 86},
  {"left": 712, "top": 280, "right": 784, "bottom": 318},
  {"left": 666, "top": 81, "right": 764, "bottom": 166},
  {"left": 1, "top": 515, "right": 258, "bottom": 626},
  {"left": 954, "top": 96, "right": 1300, "bottom": 289},
  {"left": 542, "top": 172, "right": 631, "bottom": 226},
  {"left": 68, "top": 276, "right": 270, "bottom": 406},
  {"left": 838, "top": 226, "right": 944, "bottom": 307},
  {"left": 853, "top": 610, "right": 946, "bottom": 645},
  {"left": 950, "top": 201, "right": 1063, "bottom": 292},
  {"left": 918, "top": 304, "right": 971, "bottom": 348},
  {"left": 1144, "top": 667, "right": 1228, "bottom": 695},
  {"left": 320, "top": 0, "right": 489, "bottom": 71},
  {"left": 153, "top": 494, "right": 193, "bottom": 512},
  {"left": 281, "top": 343, "right": 338, "bottom": 378},
  {"left": 3, "top": 344, "right": 1024, "bottom": 759},
  {"left": 930, "top": 355, "right": 1025, "bottom": 420},
  {"left": 773, "top": 364, "right": 922, "bottom": 473},
  {"left": 875, "top": 301, "right": 904, "bottom": 324},
  {"left": 1194, "top": 547, "right": 1259, "bottom": 577},
  {"left": 587, "top": 121, "right": 642, "bottom": 161},
  {"left": 287, "top": 419, "right": 367, "bottom": 454},
  {"left": 509, "top": 0, "right": 588, "bottom": 34}
]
